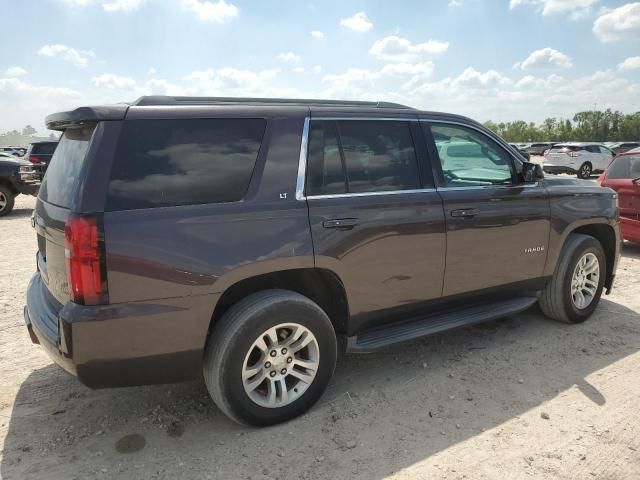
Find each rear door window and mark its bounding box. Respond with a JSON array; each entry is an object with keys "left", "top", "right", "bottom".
[
  {"left": 33, "top": 143, "right": 57, "bottom": 155},
  {"left": 305, "top": 120, "right": 420, "bottom": 195},
  {"left": 106, "top": 118, "right": 266, "bottom": 211},
  {"left": 39, "top": 126, "right": 95, "bottom": 208}
]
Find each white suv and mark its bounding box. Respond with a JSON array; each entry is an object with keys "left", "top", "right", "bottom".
[{"left": 543, "top": 142, "right": 615, "bottom": 179}]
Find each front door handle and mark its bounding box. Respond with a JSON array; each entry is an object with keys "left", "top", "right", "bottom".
[
  {"left": 450, "top": 208, "right": 479, "bottom": 218},
  {"left": 322, "top": 218, "right": 358, "bottom": 229}
]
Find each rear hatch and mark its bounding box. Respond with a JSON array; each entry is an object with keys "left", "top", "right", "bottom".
[
  {"left": 34, "top": 126, "right": 96, "bottom": 304},
  {"left": 546, "top": 145, "right": 582, "bottom": 164}
]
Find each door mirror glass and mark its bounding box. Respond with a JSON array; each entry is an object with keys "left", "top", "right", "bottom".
[{"left": 522, "top": 162, "right": 544, "bottom": 183}]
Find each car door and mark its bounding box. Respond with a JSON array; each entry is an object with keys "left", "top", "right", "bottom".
[
  {"left": 421, "top": 120, "right": 551, "bottom": 297},
  {"left": 303, "top": 117, "right": 446, "bottom": 334},
  {"left": 604, "top": 153, "right": 640, "bottom": 214}
]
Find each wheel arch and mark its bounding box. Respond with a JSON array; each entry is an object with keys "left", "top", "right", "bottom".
[{"left": 206, "top": 268, "right": 350, "bottom": 346}]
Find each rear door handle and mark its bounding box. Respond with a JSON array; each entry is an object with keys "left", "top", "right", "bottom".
[
  {"left": 450, "top": 208, "right": 479, "bottom": 218},
  {"left": 322, "top": 218, "right": 358, "bottom": 229}
]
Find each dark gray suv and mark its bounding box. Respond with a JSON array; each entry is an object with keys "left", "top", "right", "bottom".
[{"left": 24, "top": 96, "right": 620, "bottom": 426}]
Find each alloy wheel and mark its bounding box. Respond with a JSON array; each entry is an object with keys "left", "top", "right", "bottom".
[
  {"left": 242, "top": 323, "right": 320, "bottom": 408},
  {"left": 570, "top": 252, "right": 600, "bottom": 310}
]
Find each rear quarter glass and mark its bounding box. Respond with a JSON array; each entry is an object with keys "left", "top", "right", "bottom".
[
  {"left": 106, "top": 118, "right": 266, "bottom": 211},
  {"left": 38, "top": 126, "right": 95, "bottom": 208}
]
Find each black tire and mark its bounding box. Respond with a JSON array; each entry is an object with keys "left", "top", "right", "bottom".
[
  {"left": 577, "top": 162, "right": 592, "bottom": 179},
  {"left": 203, "top": 289, "right": 337, "bottom": 426},
  {"left": 539, "top": 233, "right": 606, "bottom": 324},
  {"left": 0, "top": 185, "right": 15, "bottom": 217}
]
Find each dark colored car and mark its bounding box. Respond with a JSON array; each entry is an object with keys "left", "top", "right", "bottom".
[
  {"left": 0, "top": 152, "right": 41, "bottom": 216},
  {"left": 25, "top": 141, "right": 58, "bottom": 169},
  {"left": 610, "top": 142, "right": 640, "bottom": 155},
  {"left": 509, "top": 143, "right": 530, "bottom": 160},
  {"left": 523, "top": 142, "right": 555, "bottom": 156},
  {"left": 25, "top": 96, "right": 620, "bottom": 426},
  {"left": 599, "top": 148, "right": 640, "bottom": 243}
]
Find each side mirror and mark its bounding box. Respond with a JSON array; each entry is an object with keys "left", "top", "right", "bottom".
[{"left": 522, "top": 162, "right": 544, "bottom": 183}]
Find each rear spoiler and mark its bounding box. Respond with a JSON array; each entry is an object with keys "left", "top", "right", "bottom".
[{"left": 45, "top": 104, "right": 129, "bottom": 131}]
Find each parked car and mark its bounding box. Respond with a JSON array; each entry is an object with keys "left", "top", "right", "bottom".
[
  {"left": 543, "top": 142, "right": 615, "bottom": 179},
  {"left": 25, "top": 140, "right": 58, "bottom": 169},
  {"left": 25, "top": 96, "right": 620, "bottom": 426},
  {"left": 524, "top": 142, "right": 555, "bottom": 156},
  {"left": 509, "top": 143, "right": 530, "bottom": 160},
  {"left": 0, "top": 152, "right": 41, "bottom": 216},
  {"left": 599, "top": 148, "right": 640, "bottom": 243},
  {"left": 1, "top": 147, "right": 24, "bottom": 157},
  {"left": 609, "top": 141, "right": 640, "bottom": 155}
]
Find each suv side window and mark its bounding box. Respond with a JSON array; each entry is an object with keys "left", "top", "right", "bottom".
[
  {"left": 107, "top": 118, "right": 266, "bottom": 211},
  {"left": 597, "top": 146, "right": 613, "bottom": 155},
  {"left": 425, "top": 123, "right": 514, "bottom": 187},
  {"left": 306, "top": 120, "right": 420, "bottom": 195},
  {"left": 585, "top": 145, "right": 600, "bottom": 153}
]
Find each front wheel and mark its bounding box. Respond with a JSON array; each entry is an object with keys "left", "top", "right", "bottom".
[
  {"left": 203, "top": 290, "right": 337, "bottom": 426},
  {"left": 0, "top": 185, "right": 15, "bottom": 217},
  {"left": 539, "top": 234, "right": 606, "bottom": 324}
]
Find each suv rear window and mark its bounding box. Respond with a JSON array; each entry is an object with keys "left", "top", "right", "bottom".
[
  {"left": 106, "top": 118, "right": 266, "bottom": 211},
  {"left": 607, "top": 155, "right": 640, "bottom": 179},
  {"left": 39, "top": 126, "right": 95, "bottom": 208},
  {"left": 306, "top": 120, "right": 420, "bottom": 195},
  {"left": 32, "top": 142, "right": 57, "bottom": 154}
]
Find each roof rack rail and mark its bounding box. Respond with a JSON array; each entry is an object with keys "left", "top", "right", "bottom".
[{"left": 133, "top": 96, "right": 413, "bottom": 109}]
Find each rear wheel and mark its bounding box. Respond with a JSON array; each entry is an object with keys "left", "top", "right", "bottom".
[
  {"left": 577, "top": 162, "right": 592, "bottom": 179},
  {"left": 203, "top": 289, "right": 337, "bottom": 426},
  {"left": 539, "top": 234, "right": 605, "bottom": 324},
  {"left": 0, "top": 186, "right": 15, "bottom": 217}
]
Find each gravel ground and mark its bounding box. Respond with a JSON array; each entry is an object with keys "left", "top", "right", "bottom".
[{"left": 1, "top": 194, "right": 639, "bottom": 480}]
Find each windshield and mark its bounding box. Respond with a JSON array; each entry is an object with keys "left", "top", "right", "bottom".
[{"left": 38, "top": 125, "right": 95, "bottom": 208}]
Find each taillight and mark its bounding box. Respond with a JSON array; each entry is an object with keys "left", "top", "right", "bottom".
[
  {"left": 29, "top": 155, "right": 40, "bottom": 164},
  {"left": 569, "top": 152, "right": 578, "bottom": 157},
  {"left": 543, "top": 149, "right": 550, "bottom": 156},
  {"left": 64, "top": 216, "right": 109, "bottom": 305}
]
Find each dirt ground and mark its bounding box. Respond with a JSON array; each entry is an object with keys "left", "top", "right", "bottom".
[{"left": 1, "top": 194, "right": 639, "bottom": 480}]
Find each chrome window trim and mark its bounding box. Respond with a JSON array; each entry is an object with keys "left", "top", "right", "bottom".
[
  {"left": 306, "top": 188, "right": 437, "bottom": 200},
  {"left": 295, "top": 117, "right": 310, "bottom": 201},
  {"left": 295, "top": 116, "right": 538, "bottom": 201},
  {"left": 436, "top": 183, "right": 540, "bottom": 192}
]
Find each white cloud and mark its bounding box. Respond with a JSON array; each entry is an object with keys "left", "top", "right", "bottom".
[
  {"left": 593, "top": 2, "right": 640, "bottom": 42},
  {"left": 310, "top": 30, "right": 324, "bottom": 38},
  {"left": 181, "top": 0, "right": 238, "bottom": 23},
  {"left": 514, "top": 47, "right": 573, "bottom": 70},
  {"left": 448, "top": 0, "right": 463, "bottom": 6},
  {"left": 509, "top": 0, "right": 598, "bottom": 18},
  {"left": 369, "top": 36, "right": 448, "bottom": 63},
  {"left": 619, "top": 56, "right": 640, "bottom": 71},
  {"left": 0, "top": 78, "right": 81, "bottom": 132},
  {"left": 37, "top": 44, "right": 95, "bottom": 67},
  {"left": 277, "top": 52, "right": 301, "bottom": 62},
  {"left": 293, "top": 67, "right": 305, "bottom": 74},
  {"left": 4, "top": 66, "right": 27, "bottom": 77},
  {"left": 63, "top": 0, "right": 145, "bottom": 11},
  {"left": 147, "top": 67, "right": 157, "bottom": 75},
  {"left": 340, "top": 12, "right": 373, "bottom": 32},
  {"left": 90, "top": 73, "right": 137, "bottom": 89},
  {"left": 313, "top": 65, "right": 322, "bottom": 73}
]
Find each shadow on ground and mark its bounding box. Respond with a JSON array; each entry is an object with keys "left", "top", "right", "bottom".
[
  {"left": 4, "top": 206, "right": 33, "bottom": 220},
  {"left": 2, "top": 298, "right": 639, "bottom": 479}
]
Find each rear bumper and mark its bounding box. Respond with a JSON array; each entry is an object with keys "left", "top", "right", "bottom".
[{"left": 24, "top": 273, "right": 216, "bottom": 388}]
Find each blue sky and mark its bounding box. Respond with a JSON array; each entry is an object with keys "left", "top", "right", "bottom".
[{"left": 1, "top": 0, "right": 639, "bottom": 133}]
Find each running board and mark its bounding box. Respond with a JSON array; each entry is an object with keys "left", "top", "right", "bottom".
[{"left": 346, "top": 296, "right": 537, "bottom": 353}]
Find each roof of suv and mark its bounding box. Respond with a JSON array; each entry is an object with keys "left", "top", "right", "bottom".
[{"left": 45, "top": 96, "right": 479, "bottom": 131}]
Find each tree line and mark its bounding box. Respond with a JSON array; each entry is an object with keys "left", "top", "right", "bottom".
[{"left": 484, "top": 110, "right": 640, "bottom": 143}]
